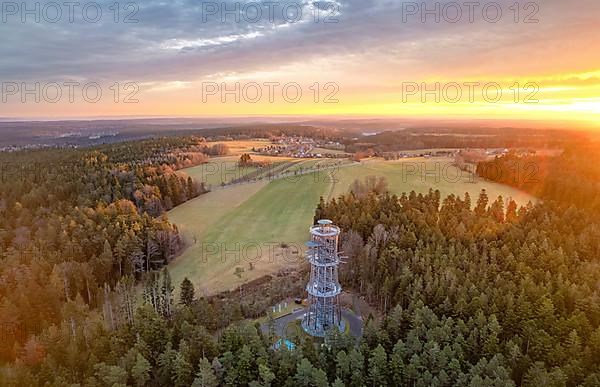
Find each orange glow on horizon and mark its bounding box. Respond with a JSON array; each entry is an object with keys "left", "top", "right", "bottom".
[{"left": 2, "top": 69, "right": 599, "bottom": 130}]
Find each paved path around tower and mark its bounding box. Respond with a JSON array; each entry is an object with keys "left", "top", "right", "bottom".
[{"left": 261, "top": 307, "right": 363, "bottom": 339}]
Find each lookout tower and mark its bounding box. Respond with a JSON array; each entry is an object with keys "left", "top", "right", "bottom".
[{"left": 302, "top": 219, "right": 344, "bottom": 337}]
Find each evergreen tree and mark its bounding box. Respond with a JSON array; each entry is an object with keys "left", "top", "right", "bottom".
[
  {"left": 348, "top": 349, "right": 365, "bottom": 387},
  {"left": 180, "top": 277, "right": 195, "bottom": 306},
  {"left": 475, "top": 189, "right": 489, "bottom": 216},
  {"left": 335, "top": 350, "right": 350, "bottom": 383},
  {"left": 389, "top": 340, "right": 406, "bottom": 383},
  {"left": 94, "top": 363, "right": 128, "bottom": 386},
  {"left": 158, "top": 343, "right": 178, "bottom": 386},
  {"left": 236, "top": 345, "right": 256, "bottom": 385},
  {"left": 506, "top": 199, "right": 518, "bottom": 222},
  {"left": 523, "top": 362, "right": 567, "bottom": 387},
  {"left": 173, "top": 348, "right": 194, "bottom": 387},
  {"left": 192, "top": 358, "right": 219, "bottom": 387},
  {"left": 368, "top": 344, "right": 388, "bottom": 386},
  {"left": 295, "top": 358, "right": 316, "bottom": 386},
  {"left": 131, "top": 353, "right": 151, "bottom": 387},
  {"left": 332, "top": 378, "right": 345, "bottom": 387},
  {"left": 257, "top": 363, "right": 276, "bottom": 387}
]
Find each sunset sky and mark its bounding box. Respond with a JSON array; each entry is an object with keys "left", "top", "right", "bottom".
[{"left": 2, "top": 0, "right": 599, "bottom": 128}]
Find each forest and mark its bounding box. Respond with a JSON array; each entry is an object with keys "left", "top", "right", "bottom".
[
  {"left": 345, "top": 128, "right": 588, "bottom": 154},
  {"left": 315, "top": 189, "right": 600, "bottom": 386},
  {"left": 1, "top": 136, "right": 600, "bottom": 386},
  {"left": 4, "top": 185, "right": 600, "bottom": 386},
  {"left": 477, "top": 143, "right": 600, "bottom": 211},
  {"left": 0, "top": 137, "right": 209, "bottom": 364}
]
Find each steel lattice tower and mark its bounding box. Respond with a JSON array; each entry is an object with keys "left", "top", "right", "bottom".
[{"left": 302, "top": 219, "right": 344, "bottom": 337}]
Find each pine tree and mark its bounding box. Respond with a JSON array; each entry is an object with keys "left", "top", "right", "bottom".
[
  {"left": 506, "top": 199, "right": 518, "bottom": 222},
  {"left": 475, "top": 189, "right": 489, "bottom": 216},
  {"left": 96, "top": 240, "right": 113, "bottom": 283},
  {"left": 131, "top": 353, "right": 151, "bottom": 387},
  {"left": 389, "top": 340, "right": 406, "bottom": 383},
  {"left": 94, "top": 363, "right": 128, "bottom": 386},
  {"left": 368, "top": 344, "right": 388, "bottom": 386},
  {"left": 348, "top": 348, "right": 365, "bottom": 387},
  {"left": 180, "top": 277, "right": 195, "bottom": 306},
  {"left": 257, "top": 363, "right": 275, "bottom": 387},
  {"left": 464, "top": 191, "right": 472, "bottom": 209},
  {"left": 332, "top": 378, "right": 345, "bottom": 387},
  {"left": 236, "top": 345, "right": 256, "bottom": 385},
  {"left": 488, "top": 196, "right": 505, "bottom": 222},
  {"left": 187, "top": 176, "right": 196, "bottom": 199},
  {"left": 173, "top": 347, "right": 194, "bottom": 387},
  {"left": 314, "top": 196, "right": 326, "bottom": 223},
  {"left": 335, "top": 350, "right": 350, "bottom": 383},
  {"left": 313, "top": 368, "right": 329, "bottom": 387},
  {"left": 192, "top": 357, "right": 219, "bottom": 387},
  {"left": 266, "top": 312, "right": 276, "bottom": 342},
  {"left": 295, "top": 358, "right": 316, "bottom": 386}
]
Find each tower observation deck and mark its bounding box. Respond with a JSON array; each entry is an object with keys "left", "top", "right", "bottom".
[{"left": 302, "top": 219, "right": 345, "bottom": 337}]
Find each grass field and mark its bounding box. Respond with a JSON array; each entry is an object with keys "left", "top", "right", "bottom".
[
  {"left": 205, "top": 139, "right": 272, "bottom": 155},
  {"left": 329, "top": 158, "right": 536, "bottom": 204},
  {"left": 168, "top": 181, "right": 269, "bottom": 293},
  {"left": 169, "top": 171, "right": 332, "bottom": 295},
  {"left": 183, "top": 155, "right": 300, "bottom": 188},
  {"left": 311, "top": 147, "right": 348, "bottom": 155},
  {"left": 285, "top": 158, "right": 353, "bottom": 173},
  {"left": 168, "top": 157, "right": 536, "bottom": 295}
]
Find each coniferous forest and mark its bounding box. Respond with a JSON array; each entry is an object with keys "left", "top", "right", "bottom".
[
  {"left": 1, "top": 138, "right": 600, "bottom": 386},
  {"left": 3, "top": 0, "right": 599, "bottom": 382},
  {"left": 0, "top": 138, "right": 207, "bottom": 364}
]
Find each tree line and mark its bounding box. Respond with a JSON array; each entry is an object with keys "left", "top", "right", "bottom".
[{"left": 476, "top": 144, "right": 600, "bottom": 212}]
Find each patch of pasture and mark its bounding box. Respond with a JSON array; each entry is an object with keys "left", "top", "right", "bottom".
[
  {"left": 167, "top": 157, "right": 535, "bottom": 296},
  {"left": 169, "top": 172, "right": 331, "bottom": 295},
  {"left": 329, "top": 158, "right": 536, "bottom": 205}
]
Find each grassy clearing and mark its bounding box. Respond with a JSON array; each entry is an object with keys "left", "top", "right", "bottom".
[
  {"left": 254, "top": 160, "right": 299, "bottom": 180},
  {"left": 168, "top": 181, "right": 269, "bottom": 293},
  {"left": 183, "top": 156, "right": 257, "bottom": 188},
  {"left": 205, "top": 139, "right": 273, "bottom": 155},
  {"left": 284, "top": 158, "right": 353, "bottom": 174},
  {"left": 183, "top": 155, "right": 301, "bottom": 188},
  {"left": 311, "top": 147, "right": 347, "bottom": 155},
  {"left": 281, "top": 159, "right": 319, "bottom": 173},
  {"left": 329, "top": 158, "right": 536, "bottom": 205},
  {"left": 168, "top": 157, "right": 535, "bottom": 296},
  {"left": 169, "top": 172, "right": 331, "bottom": 295}
]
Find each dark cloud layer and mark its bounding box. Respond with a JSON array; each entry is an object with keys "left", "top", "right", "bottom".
[{"left": 0, "top": 0, "right": 599, "bottom": 84}]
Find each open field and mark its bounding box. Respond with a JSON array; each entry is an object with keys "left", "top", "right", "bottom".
[
  {"left": 168, "top": 181, "right": 269, "bottom": 293},
  {"left": 285, "top": 158, "right": 354, "bottom": 173},
  {"left": 182, "top": 155, "right": 301, "bottom": 188},
  {"left": 392, "top": 148, "right": 459, "bottom": 155},
  {"left": 169, "top": 171, "right": 332, "bottom": 295},
  {"left": 311, "top": 147, "right": 348, "bottom": 155},
  {"left": 205, "top": 139, "right": 273, "bottom": 155},
  {"left": 168, "top": 157, "right": 536, "bottom": 295},
  {"left": 329, "top": 158, "right": 536, "bottom": 204}
]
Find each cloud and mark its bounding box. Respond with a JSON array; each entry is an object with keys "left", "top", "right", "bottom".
[{"left": 0, "top": 0, "right": 599, "bottom": 91}]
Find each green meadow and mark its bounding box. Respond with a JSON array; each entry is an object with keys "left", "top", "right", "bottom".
[{"left": 168, "top": 158, "right": 536, "bottom": 295}]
